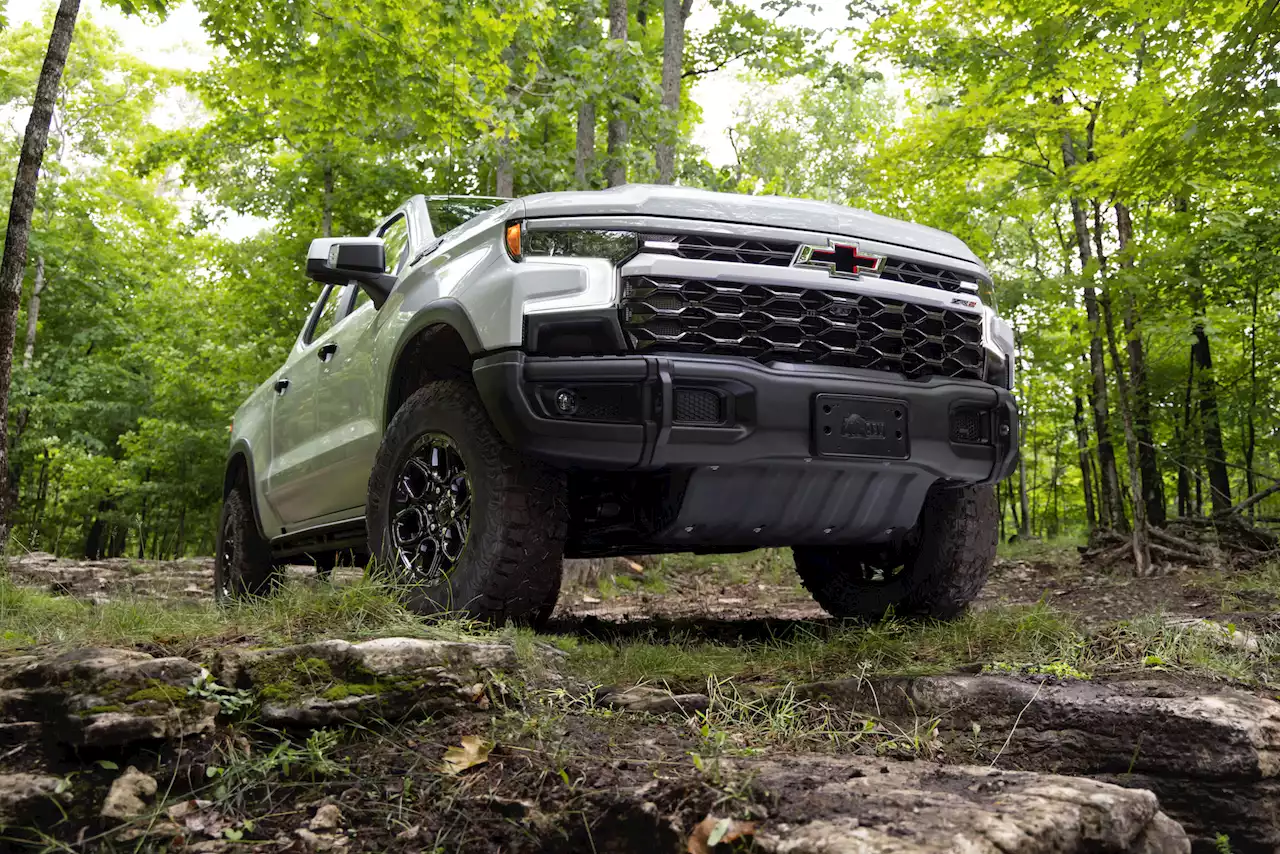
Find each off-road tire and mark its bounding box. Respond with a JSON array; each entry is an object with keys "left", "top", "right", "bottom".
[
  {"left": 792, "top": 484, "right": 997, "bottom": 619},
  {"left": 366, "top": 380, "right": 568, "bottom": 625},
  {"left": 214, "top": 480, "right": 279, "bottom": 602}
]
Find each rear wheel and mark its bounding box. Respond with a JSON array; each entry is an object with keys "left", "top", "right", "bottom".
[
  {"left": 793, "top": 484, "right": 997, "bottom": 619},
  {"left": 366, "top": 380, "right": 568, "bottom": 625},
  {"left": 214, "top": 481, "right": 279, "bottom": 602}
]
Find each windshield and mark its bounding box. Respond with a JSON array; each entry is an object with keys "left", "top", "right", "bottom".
[{"left": 426, "top": 197, "right": 508, "bottom": 237}]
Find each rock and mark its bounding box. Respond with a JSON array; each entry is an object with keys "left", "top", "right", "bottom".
[
  {"left": 736, "top": 757, "right": 1187, "bottom": 853},
  {"left": 0, "top": 647, "right": 217, "bottom": 748},
  {"left": 1163, "top": 616, "right": 1260, "bottom": 652},
  {"left": 309, "top": 803, "right": 343, "bottom": 831},
  {"left": 599, "top": 685, "right": 711, "bottom": 714},
  {"left": 793, "top": 674, "right": 1279, "bottom": 850},
  {"left": 0, "top": 773, "right": 68, "bottom": 828},
  {"left": 100, "top": 766, "right": 158, "bottom": 821},
  {"left": 214, "top": 637, "right": 518, "bottom": 727}
]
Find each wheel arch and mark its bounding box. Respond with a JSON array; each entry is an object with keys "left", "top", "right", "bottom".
[
  {"left": 224, "top": 442, "right": 270, "bottom": 540},
  {"left": 384, "top": 299, "right": 486, "bottom": 428}
]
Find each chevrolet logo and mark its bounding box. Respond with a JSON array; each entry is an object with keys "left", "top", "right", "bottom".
[{"left": 792, "top": 241, "right": 884, "bottom": 279}]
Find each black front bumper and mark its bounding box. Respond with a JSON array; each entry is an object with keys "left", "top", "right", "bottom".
[{"left": 473, "top": 351, "right": 1018, "bottom": 484}]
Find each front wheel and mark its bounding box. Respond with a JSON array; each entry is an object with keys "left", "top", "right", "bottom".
[
  {"left": 365, "top": 380, "right": 568, "bottom": 625},
  {"left": 793, "top": 484, "right": 997, "bottom": 619},
  {"left": 214, "top": 481, "right": 279, "bottom": 602}
]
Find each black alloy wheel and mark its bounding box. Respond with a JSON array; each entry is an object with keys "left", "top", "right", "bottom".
[{"left": 388, "top": 434, "right": 472, "bottom": 584}]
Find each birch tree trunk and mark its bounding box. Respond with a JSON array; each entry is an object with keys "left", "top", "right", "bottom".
[{"left": 21, "top": 255, "right": 45, "bottom": 371}]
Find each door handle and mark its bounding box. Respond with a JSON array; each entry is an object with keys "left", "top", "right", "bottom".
[
  {"left": 318, "top": 342, "right": 338, "bottom": 363},
  {"left": 274, "top": 378, "right": 290, "bottom": 395}
]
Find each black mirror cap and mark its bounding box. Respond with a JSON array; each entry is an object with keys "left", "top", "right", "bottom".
[{"left": 305, "top": 237, "right": 397, "bottom": 308}]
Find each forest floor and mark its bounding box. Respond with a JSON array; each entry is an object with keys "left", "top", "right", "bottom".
[{"left": 2, "top": 541, "right": 1279, "bottom": 852}]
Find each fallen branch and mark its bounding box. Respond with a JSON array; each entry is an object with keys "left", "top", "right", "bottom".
[{"left": 1216, "top": 481, "right": 1280, "bottom": 518}]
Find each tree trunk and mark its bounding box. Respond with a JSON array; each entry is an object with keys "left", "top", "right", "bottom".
[
  {"left": 1017, "top": 450, "right": 1031, "bottom": 538},
  {"left": 1062, "top": 130, "right": 1122, "bottom": 532},
  {"left": 1101, "top": 288, "right": 1152, "bottom": 575},
  {"left": 0, "top": 0, "right": 81, "bottom": 547},
  {"left": 1073, "top": 395, "right": 1097, "bottom": 530},
  {"left": 575, "top": 102, "right": 596, "bottom": 188},
  {"left": 605, "top": 0, "right": 629, "bottom": 187},
  {"left": 1246, "top": 279, "right": 1259, "bottom": 515},
  {"left": 1114, "top": 203, "right": 1165, "bottom": 527},
  {"left": 495, "top": 151, "right": 514, "bottom": 197},
  {"left": 1192, "top": 323, "right": 1232, "bottom": 512},
  {"left": 655, "top": 0, "right": 692, "bottom": 184},
  {"left": 1178, "top": 349, "right": 1194, "bottom": 515},
  {"left": 21, "top": 255, "right": 45, "bottom": 370},
  {"left": 321, "top": 162, "right": 334, "bottom": 238}
]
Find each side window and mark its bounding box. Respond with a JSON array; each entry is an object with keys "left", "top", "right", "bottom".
[
  {"left": 379, "top": 214, "right": 410, "bottom": 274},
  {"left": 305, "top": 286, "right": 342, "bottom": 345},
  {"left": 350, "top": 286, "right": 371, "bottom": 316}
]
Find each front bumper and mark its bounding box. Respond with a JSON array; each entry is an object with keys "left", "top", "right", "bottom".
[{"left": 473, "top": 351, "right": 1018, "bottom": 483}]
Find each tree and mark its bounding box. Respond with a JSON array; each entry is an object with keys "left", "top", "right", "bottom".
[
  {"left": 656, "top": 0, "right": 693, "bottom": 183},
  {"left": 0, "top": 0, "right": 81, "bottom": 545}
]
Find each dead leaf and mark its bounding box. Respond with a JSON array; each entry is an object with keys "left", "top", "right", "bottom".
[
  {"left": 687, "top": 815, "right": 757, "bottom": 853},
  {"left": 441, "top": 735, "right": 493, "bottom": 775},
  {"left": 625, "top": 560, "right": 645, "bottom": 574},
  {"left": 581, "top": 595, "right": 601, "bottom": 604}
]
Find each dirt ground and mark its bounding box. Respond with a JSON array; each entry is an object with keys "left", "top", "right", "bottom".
[
  {"left": 4, "top": 544, "right": 1279, "bottom": 852},
  {"left": 6, "top": 542, "right": 1260, "bottom": 627}
]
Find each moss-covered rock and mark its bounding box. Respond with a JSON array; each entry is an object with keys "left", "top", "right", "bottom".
[
  {"left": 0, "top": 648, "right": 216, "bottom": 747},
  {"left": 214, "top": 638, "right": 516, "bottom": 727}
]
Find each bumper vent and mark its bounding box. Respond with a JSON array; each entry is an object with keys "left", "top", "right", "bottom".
[
  {"left": 621, "top": 276, "right": 986, "bottom": 382},
  {"left": 646, "top": 233, "right": 984, "bottom": 295},
  {"left": 673, "top": 388, "right": 723, "bottom": 424}
]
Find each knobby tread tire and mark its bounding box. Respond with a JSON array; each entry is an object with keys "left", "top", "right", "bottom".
[
  {"left": 214, "top": 481, "right": 278, "bottom": 601},
  {"left": 366, "top": 380, "right": 568, "bottom": 626},
  {"left": 793, "top": 484, "right": 997, "bottom": 619}
]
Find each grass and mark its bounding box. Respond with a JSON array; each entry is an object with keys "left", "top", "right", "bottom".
[
  {"left": 3, "top": 556, "right": 1276, "bottom": 691},
  {"left": 996, "top": 534, "right": 1086, "bottom": 562},
  {"left": 0, "top": 572, "right": 505, "bottom": 657}
]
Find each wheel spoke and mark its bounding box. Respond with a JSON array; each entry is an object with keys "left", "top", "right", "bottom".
[{"left": 387, "top": 434, "right": 472, "bottom": 585}]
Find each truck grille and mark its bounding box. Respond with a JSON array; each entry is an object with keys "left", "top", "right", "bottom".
[
  {"left": 621, "top": 275, "right": 987, "bottom": 381},
  {"left": 648, "top": 233, "right": 983, "bottom": 294}
]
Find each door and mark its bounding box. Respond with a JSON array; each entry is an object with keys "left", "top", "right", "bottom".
[
  {"left": 302, "top": 212, "right": 413, "bottom": 520},
  {"left": 263, "top": 284, "right": 344, "bottom": 528}
]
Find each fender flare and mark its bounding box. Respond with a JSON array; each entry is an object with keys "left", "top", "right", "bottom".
[
  {"left": 381, "top": 298, "right": 485, "bottom": 426},
  {"left": 224, "top": 440, "right": 270, "bottom": 540}
]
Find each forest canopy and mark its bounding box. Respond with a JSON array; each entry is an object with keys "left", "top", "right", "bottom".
[{"left": 0, "top": 0, "right": 1277, "bottom": 561}]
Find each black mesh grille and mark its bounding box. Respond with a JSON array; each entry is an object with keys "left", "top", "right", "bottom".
[
  {"left": 622, "top": 276, "right": 986, "bottom": 382},
  {"left": 674, "top": 389, "right": 722, "bottom": 424},
  {"left": 649, "top": 233, "right": 983, "bottom": 295},
  {"left": 653, "top": 234, "right": 796, "bottom": 266}
]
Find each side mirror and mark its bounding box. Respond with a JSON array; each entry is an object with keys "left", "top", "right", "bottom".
[{"left": 305, "top": 237, "right": 397, "bottom": 308}]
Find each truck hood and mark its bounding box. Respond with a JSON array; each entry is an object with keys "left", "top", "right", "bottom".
[{"left": 517, "top": 185, "right": 981, "bottom": 266}]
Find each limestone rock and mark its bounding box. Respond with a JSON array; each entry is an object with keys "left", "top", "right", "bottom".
[
  {"left": 599, "top": 685, "right": 711, "bottom": 714},
  {"left": 736, "top": 757, "right": 1189, "bottom": 854},
  {"left": 0, "top": 647, "right": 217, "bottom": 747},
  {"left": 0, "top": 773, "right": 68, "bottom": 828},
  {"left": 101, "top": 766, "right": 158, "bottom": 821},
  {"left": 793, "top": 674, "right": 1280, "bottom": 850},
  {"left": 214, "top": 637, "right": 517, "bottom": 727}
]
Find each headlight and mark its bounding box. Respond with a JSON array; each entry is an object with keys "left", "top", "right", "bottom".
[
  {"left": 509, "top": 224, "right": 639, "bottom": 264},
  {"left": 977, "top": 277, "right": 997, "bottom": 311}
]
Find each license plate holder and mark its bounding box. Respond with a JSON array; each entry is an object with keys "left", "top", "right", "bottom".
[{"left": 813, "top": 394, "right": 909, "bottom": 459}]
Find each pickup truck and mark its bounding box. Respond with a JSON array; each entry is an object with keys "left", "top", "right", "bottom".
[{"left": 216, "top": 186, "right": 1018, "bottom": 625}]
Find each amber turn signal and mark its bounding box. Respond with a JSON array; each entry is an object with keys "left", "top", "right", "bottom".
[{"left": 505, "top": 221, "right": 522, "bottom": 260}]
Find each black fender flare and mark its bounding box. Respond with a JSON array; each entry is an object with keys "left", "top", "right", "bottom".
[
  {"left": 224, "top": 440, "right": 271, "bottom": 540},
  {"left": 381, "top": 298, "right": 485, "bottom": 426}
]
